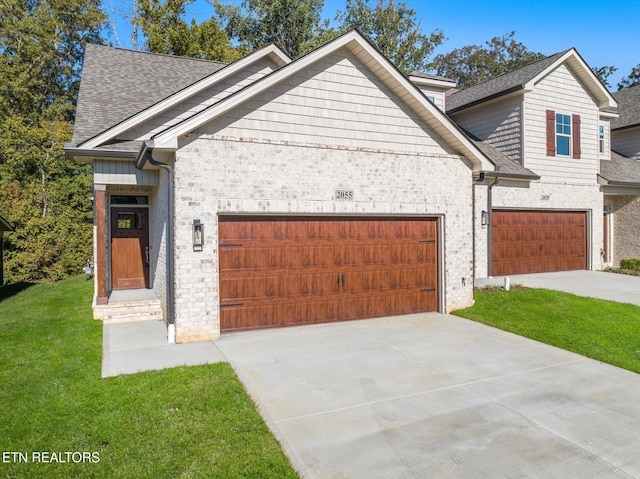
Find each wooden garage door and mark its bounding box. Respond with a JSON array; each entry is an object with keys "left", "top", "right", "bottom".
[
  {"left": 219, "top": 216, "right": 438, "bottom": 333},
  {"left": 492, "top": 210, "right": 587, "bottom": 276}
]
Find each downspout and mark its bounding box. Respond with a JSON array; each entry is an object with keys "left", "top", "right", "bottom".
[
  {"left": 144, "top": 147, "right": 176, "bottom": 344},
  {"left": 486, "top": 176, "right": 500, "bottom": 277}
]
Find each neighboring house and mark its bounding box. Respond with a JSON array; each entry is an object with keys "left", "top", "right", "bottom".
[
  {"left": 446, "top": 48, "right": 619, "bottom": 277},
  {"left": 603, "top": 85, "right": 640, "bottom": 264},
  {"left": 0, "top": 215, "right": 13, "bottom": 285},
  {"left": 65, "top": 31, "right": 638, "bottom": 343}
]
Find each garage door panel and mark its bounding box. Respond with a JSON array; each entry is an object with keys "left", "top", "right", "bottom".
[
  {"left": 492, "top": 210, "right": 587, "bottom": 276},
  {"left": 219, "top": 217, "right": 439, "bottom": 333}
]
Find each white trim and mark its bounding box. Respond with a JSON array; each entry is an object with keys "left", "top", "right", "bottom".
[
  {"left": 153, "top": 30, "right": 493, "bottom": 172},
  {"left": 80, "top": 44, "right": 292, "bottom": 149},
  {"left": 408, "top": 75, "right": 457, "bottom": 89}
]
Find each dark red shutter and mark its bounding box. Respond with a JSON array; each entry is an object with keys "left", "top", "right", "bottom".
[
  {"left": 572, "top": 114, "right": 581, "bottom": 159},
  {"left": 546, "top": 110, "right": 556, "bottom": 156}
]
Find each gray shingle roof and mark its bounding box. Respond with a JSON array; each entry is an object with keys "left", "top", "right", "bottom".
[
  {"left": 408, "top": 70, "right": 456, "bottom": 83},
  {"left": 446, "top": 50, "right": 570, "bottom": 113},
  {"left": 72, "top": 44, "right": 226, "bottom": 145},
  {"left": 611, "top": 85, "right": 640, "bottom": 130},
  {"left": 599, "top": 151, "right": 640, "bottom": 186}
]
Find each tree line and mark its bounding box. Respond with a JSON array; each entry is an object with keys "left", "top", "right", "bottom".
[{"left": 1, "top": 0, "right": 638, "bottom": 284}]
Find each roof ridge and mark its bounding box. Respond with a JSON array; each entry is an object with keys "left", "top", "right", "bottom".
[{"left": 85, "top": 42, "right": 227, "bottom": 67}]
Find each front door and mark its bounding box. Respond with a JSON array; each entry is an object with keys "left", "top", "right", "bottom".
[{"left": 110, "top": 207, "right": 149, "bottom": 289}]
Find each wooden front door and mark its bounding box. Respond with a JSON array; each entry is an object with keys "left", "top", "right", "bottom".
[
  {"left": 219, "top": 216, "right": 439, "bottom": 333},
  {"left": 110, "top": 207, "right": 149, "bottom": 289},
  {"left": 492, "top": 210, "right": 587, "bottom": 276}
]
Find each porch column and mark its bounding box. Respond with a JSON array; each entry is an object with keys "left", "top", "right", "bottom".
[{"left": 94, "top": 184, "right": 108, "bottom": 305}]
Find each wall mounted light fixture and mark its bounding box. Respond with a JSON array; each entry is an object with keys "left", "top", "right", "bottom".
[
  {"left": 481, "top": 211, "right": 489, "bottom": 229},
  {"left": 193, "top": 219, "right": 204, "bottom": 251}
]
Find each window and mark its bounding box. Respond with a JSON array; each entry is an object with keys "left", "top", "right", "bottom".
[
  {"left": 556, "top": 113, "right": 571, "bottom": 156},
  {"left": 599, "top": 125, "right": 605, "bottom": 154},
  {"left": 546, "top": 110, "right": 580, "bottom": 159},
  {"left": 426, "top": 95, "right": 435, "bottom": 104}
]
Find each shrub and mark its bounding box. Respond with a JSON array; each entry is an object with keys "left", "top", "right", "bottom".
[{"left": 619, "top": 258, "right": 640, "bottom": 271}]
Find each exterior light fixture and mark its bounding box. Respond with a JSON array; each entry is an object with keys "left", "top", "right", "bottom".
[
  {"left": 193, "top": 219, "right": 204, "bottom": 251},
  {"left": 481, "top": 211, "right": 489, "bottom": 229}
]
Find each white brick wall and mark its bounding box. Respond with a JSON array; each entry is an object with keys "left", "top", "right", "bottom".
[{"left": 171, "top": 137, "right": 475, "bottom": 341}]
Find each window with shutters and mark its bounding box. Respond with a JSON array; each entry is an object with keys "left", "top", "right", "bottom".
[
  {"left": 546, "top": 109, "right": 581, "bottom": 159},
  {"left": 556, "top": 113, "right": 571, "bottom": 156}
]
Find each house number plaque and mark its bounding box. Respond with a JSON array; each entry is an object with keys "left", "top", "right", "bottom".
[{"left": 335, "top": 189, "right": 354, "bottom": 200}]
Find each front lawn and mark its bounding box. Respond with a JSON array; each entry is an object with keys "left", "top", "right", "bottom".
[
  {"left": 452, "top": 288, "right": 640, "bottom": 374},
  {"left": 0, "top": 276, "right": 298, "bottom": 478}
]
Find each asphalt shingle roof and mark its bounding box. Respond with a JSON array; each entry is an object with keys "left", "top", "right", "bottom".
[
  {"left": 72, "top": 44, "right": 226, "bottom": 146},
  {"left": 446, "top": 50, "right": 569, "bottom": 113},
  {"left": 600, "top": 151, "right": 640, "bottom": 186},
  {"left": 408, "top": 70, "right": 456, "bottom": 83},
  {"left": 611, "top": 85, "right": 640, "bottom": 130}
]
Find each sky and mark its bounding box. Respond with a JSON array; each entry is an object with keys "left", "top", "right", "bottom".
[{"left": 104, "top": 0, "right": 640, "bottom": 90}]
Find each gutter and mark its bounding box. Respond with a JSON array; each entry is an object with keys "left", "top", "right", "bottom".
[
  {"left": 138, "top": 140, "right": 176, "bottom": 344},
  {"left": 63, "top": 143, "right": 138, "bottom": 159}
]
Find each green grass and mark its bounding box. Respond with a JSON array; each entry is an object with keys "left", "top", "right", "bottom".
[
  {"left": 0, "top": 276, "right": 298, "bottom": 478},
  {"left": 453, "top": 288, "right": 640, "bottom": 374}
]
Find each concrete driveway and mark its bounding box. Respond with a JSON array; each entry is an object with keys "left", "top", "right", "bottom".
[{"left": 217, "top": 313, "right": 640, "bottom": 478}]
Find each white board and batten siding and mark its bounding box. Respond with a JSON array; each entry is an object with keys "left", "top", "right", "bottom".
[
  {"left": 121, "top": 58, "right": 281, "bottom": 142},
  {"left": 195, "top": 48, "right": 458, "bottom": 157},
  {"left": 451, "top": 94, "right": 523, "bottom": 164},
  {"left": 524, "top": 63, "right": 600, "bottom": 184},
  {"left": 94, "top": 160, "right": 158, "bottom": 185}
]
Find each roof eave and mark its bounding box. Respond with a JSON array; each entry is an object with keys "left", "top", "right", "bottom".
[{"left": 64, "top": 143, "right": 138, "bottom": 163}]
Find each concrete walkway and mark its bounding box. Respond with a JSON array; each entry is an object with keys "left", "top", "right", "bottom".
[
  {"left": 216, "top": 313, "right": 640, "bottom": 478},
  {"left": 101, "top": 320, "right": 225, "bottom": 378},
  {"left": 476, "top": 270, "right": 640, "bottom": 306}
]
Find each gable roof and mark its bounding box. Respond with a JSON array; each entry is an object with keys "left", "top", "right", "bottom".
[
  {"left": 447, "top": 48, "right": 617, "bottom": 113},
  {"left": 464, "top": 135, "right": 539, "bottom": 180},
  {"left": 611, "top": 85, "right": 640, "bottom": 131},
  {"left": 599, "top": 151, "right": 640, "bottom": 187},
  {"left": 75, "top": 44, "right": 291, "bottom": 150},
  {"left": 146, "top": 30, "right": 494, "bottom": 173},
  {"left": 72, "top": 44, "right": 227, "bottom": 145}
]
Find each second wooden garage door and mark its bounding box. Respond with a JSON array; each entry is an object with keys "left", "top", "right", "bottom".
[
  {"left": 219, "top": 216, "right": 439, "bottom": 333},
  {"left": 492, "top": 210, "right": 587, "bottom": 276}
]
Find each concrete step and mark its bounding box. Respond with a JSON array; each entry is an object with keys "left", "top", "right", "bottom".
[{"left": 95, "top": 299, "right": 164, "bottom": 324}]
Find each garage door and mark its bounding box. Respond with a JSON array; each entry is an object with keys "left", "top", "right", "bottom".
[
  {"left": 492, "top": 210, "right": 587, "bottom": 276},
  {"left": 219, "top": 216, "right": 439, "bottom": 333}
]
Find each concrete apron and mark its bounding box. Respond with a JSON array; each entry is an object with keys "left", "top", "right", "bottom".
[{"left": 217, "top": 313, "right": 640, "bottom": 479}]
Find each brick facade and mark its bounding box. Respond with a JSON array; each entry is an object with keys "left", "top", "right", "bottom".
[{"left": 170, "top": 136, "right": 475, "bottom": 341}]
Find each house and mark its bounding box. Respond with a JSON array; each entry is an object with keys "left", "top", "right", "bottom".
[
  {"left": 0, "top": 215, "right": 12, "bottom": 285},
  {"left": 65, "top": 30, "right": 638, "bottom": 343},
  {"left": 602, "top": 85, "right": 640, "bottom": 263},
  {"left": 445, "top": 49, "right": 619, "bottom": 277}
]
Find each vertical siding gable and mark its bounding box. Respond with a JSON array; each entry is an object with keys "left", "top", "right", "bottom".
[
  {"left": 523, "top": 63, "right": 600, "bottom": 183},
  {"left": 195, "top": 48, "right": 457, "bottom": 156},
  {"left": 120, "top": 58, "right": 280, "bottom": 141}
]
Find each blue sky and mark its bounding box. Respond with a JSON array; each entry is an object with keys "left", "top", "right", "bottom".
[{"left": 105, "top": 0, "right": 639, "bottom": 89}]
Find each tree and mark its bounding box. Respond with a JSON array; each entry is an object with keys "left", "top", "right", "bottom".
[
  {"left": 432, "top": 32, "right": 544, "bottom": 88},
  {"left": 137, "top": 0, "right": 242, "bottom": 62},
  {"left": 0, "top": 0, "right": 105, "bottom": 283},
  {"left": 335, "top": 0, "right": 445, "bottom": 73},
  {"left": 618, "top": 64, "right": 640, "bottom": 90},
  {"left": 591, "top": 65, "right": 618, "bottom": 89},
  {"left": 213, "top": 0, "right": 325, "bottom": 58}
]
